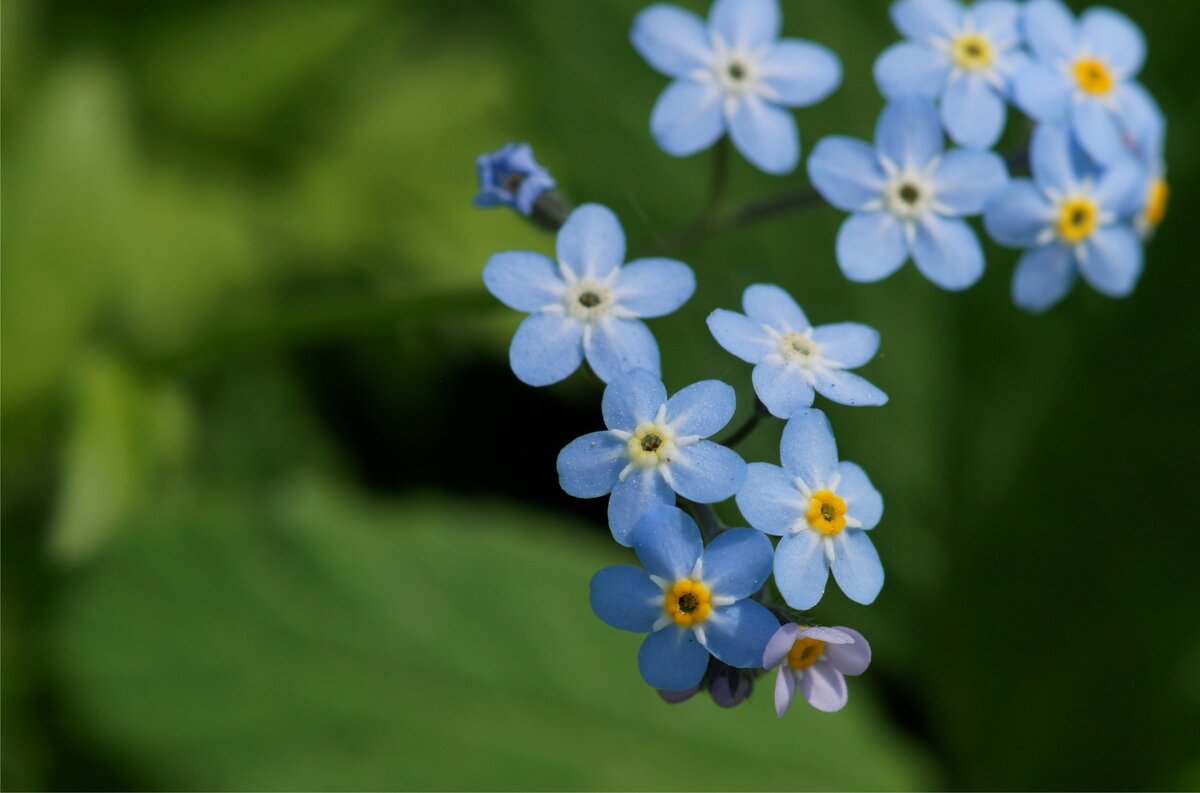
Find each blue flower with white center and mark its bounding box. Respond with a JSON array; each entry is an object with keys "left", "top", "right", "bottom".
[
  {"left": 707, "top": 284, "right": 887, "bottom": 419},
  {"left": 874, "top": 0, "right": 1026, "bottom": 149},
  {"left": 483, "top": 204, "right": 695, "bottom": 386},
  {"left": 473, "top": 142, "right": 556, "bottom": 216},
  {"left": 557, "top": 369, "right": 747, "bottom": 546},
  {"left": 631, "top": 0, "right": 841, "bottom": 175},
  {"left": 807, "top": 97, "right": 1009, "bottom": 290},
  {"left": 589, "top": 505, "right": 779, "bottom": 691},
  {"left": 983, "top": 124, "right": 1145, "bottom": 313},
  {"left": 1012, "top": 0, "right": 1153, "bottom": 166},
  {"left": 735, "top": 408, "right": 884, "bottom": 609}
]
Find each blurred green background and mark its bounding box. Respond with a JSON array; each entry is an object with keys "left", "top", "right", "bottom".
[{"left": 3, "top": 0, "right": 1198, "bottom": 789}]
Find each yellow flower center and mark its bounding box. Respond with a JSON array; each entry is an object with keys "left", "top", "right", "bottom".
[
  {"left": 951, "top": 33, "right": 994, "bottom": 70},
  {"left": 626, "top": 422, "right": 675, "bottom": 468},
  {"left": 1056, "top": 196, "right": 1100, "bottom": 244},
  {"left": 1073, "top": 57, "right": 1115, "bottom": 96},
  {"left": 780, "top": 331, "right": 820, "bottom": 362},
  {"left": 787, "top": 637, "right": 827, "bottom": 670},
  {"left": 807, "top": 490, "right": 847, "bottom": 536},
  {"left": 664, "top": 579, "right": 712, "bottom": 627},
  {"left": 1145, "top": 178, "right": 1169, "bottom": 229}
]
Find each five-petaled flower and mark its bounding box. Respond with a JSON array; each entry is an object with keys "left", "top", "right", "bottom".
[
  {"left": 631, "top": 0, "right": 841, "bottom": 175},
  {"left": 558, "top": 369, "right": 747, "bottom": 545},
  {"left": 764, "top": 623, "right": 872, "bottom": 715},
  {"left": 808, "top": 97, "right": 1008, "bottom": 291},
  {"left": 484, "top": 204, "right": 695, "bottom": 386},
  {"left": 736, "top": 408, "right": 884, "bottom": 609},
  {"left": 589, "top": 505, "right": 779, "bottom": 691},
  {"left": 474, "top": 142, "right": 557, "bottom": 216},
  {"left": 707, "top": 283, "right": 887, "bottom": 418}
]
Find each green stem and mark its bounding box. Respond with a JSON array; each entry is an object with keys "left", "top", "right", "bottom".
[
  {"left": 680, "top": 497, "right": 725, "bottom": 543},
  {"left": 718, "top": 398, "right": 770, "bottom": 449}
]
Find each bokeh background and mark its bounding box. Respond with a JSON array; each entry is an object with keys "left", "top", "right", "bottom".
[{"left": 3, "top": 0, "right": 1199, "bottom": 789}]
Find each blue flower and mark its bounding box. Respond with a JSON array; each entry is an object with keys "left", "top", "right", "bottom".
[
  {"left": 707, "top": 284, "right": 887, "bottom": 419},
  {"left": 557, "top": 369, "right": 747, "bottom": 546},
  {"left": 1012, "top": 0, "right": 1153, "bottom": 166},
  {"left": 1124, "top": 88, "right": 1168, "bottom": 239},
  {"left": 589, "top": 505, "right": 779, "bottom": 691},
  {"left": 483, "top": 204, "right": 695, "bottom": 386},
  {"left": 807, "top": 97, "right": 1008, "bottom": 290},
  {"left": 631, "top": 0, "right": 841, "bottom": 174},
  {"left": 874, "top": 0, "right": 1026, "bottom": 149},
  {"left": 474, "top": 142, "right": 556, "bottom": 216},
  {"left": 983, "top": 124, "right": 1145, "bottom": 313},
  {"left": 735, "top": 408, "right": 884, "bottom": 609}
]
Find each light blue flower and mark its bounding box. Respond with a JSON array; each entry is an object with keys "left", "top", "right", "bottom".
[
  {"left": 474, "top": 142, "right": 556, "bottom": 216},
  {"left": 983, "top": 124, "right": 1146, "bottom": 313},
  {"left": 874, "top": 0, "right": 1026, "bottom": 149},
  {"left": 1012, "top": 0, "right": 1152, "bottom": 166},
  {"left": 631, "top": 0, "right": 841, "bottom": 174},
  {"left": 589, "top": 505, "right": 779, "bottom": 691},
  {"left": 557, "top": 369, "right": 747, "bottom": 546},
  {"left": 735, "top": 408, "right": 884, "bottom": 609},
  {"left": 1123, "top": 87, "right": 1168, "bottom": 240},
  {"left": 807, "top": 97, "right": 1008, "bottom": 290},
  {"left": 707, "top": 284, "right": 887, "bottom": 418},
  {"left": 483, "top": 204, "right": 695, "bottom": 386},
  {"left": 764, "top": 623, "right": 871, "bottom": 715}
]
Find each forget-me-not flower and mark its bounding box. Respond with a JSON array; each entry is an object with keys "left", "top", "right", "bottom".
[
  {"left": 1013, "top": 0, "right": 1153, "bottom": 165},
  {"left": 707, "top": 284, "right": 887, "bottom": 418},
  {"left": 874, "top": 0, "right": 1026, "bottom": 149},
  {"left": 1124, "top": 88, "right": 1168, "bottom": 240},
  {"left": 736, "top": 408, "right": 884, "bottom": 609},
  {"left": 983, "top": 124, "right": 1145, "bottom": 313},
  {"left": 764, "top": 623, "right": 871, "bottom": 715},
  {"left": 589, "top": 505, "right": 779, "bottom": 691},
  {"left": 808, "top": 97, "right": 1008, "bottom": 290},
  {"left": 557, "top": 368, "right": 747, "bottom": 545},
  {"left": 631, "top": 0, "right": 842, "bottom": 174},
  {"left": 474, "top": 142, "right": 556, "bottom": 216},
  {"left": 484, "top": 204, "right": 695, "bottom": 386}
]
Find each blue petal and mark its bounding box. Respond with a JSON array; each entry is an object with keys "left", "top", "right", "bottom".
[
  {"left": 709, "top": 0, "right": 780, "bottom": 50},
  {"left": 609, "top": 469, "right": 675, "bottom": 546},
  {"left": 836, "top": 461, "right": 883, "bottom": 530},
  {"left": 585, "top": 318, "right": 661, "bottom": 383},
  {"left": 1120, "top": 82, "right": 1164, "bottom": 163},
  {"left": 835, "top": 212, "right": 909, "bottom": 283},
  {"left": 1079, "top": 226, "right": 1143, "bottom": 297},
  {"left": 830, "top": 530, "right": 884, "bottom": 605},
  {"left": 700, "top": 528, "right": 774, "bottom": 600},
  {"left": 972, "top": 0, "right": 1022, "bottom": 48},
  {"left": 890, "top": 0, "right": 962, "bottom": 41},
  {"left": 665, "top": 380, "right": 736, "bottom": 438},
  {"left": 729, "top": 96, "right": 799, "bottom": 175},
  {"left": 1013, "top": 62, "right": 1072, "bottom": 122},
  {"left": 632, "top": 504, "right": 704, "bottom": 580},
  {"left": 651, "top": 80, "right": 726, "bottom": 157},
  {"left": 509, "top": 313, "right": 583, "bottom": 386},
  {"left": 875, "top": 97, "right": 944, "bottom": 169},
  {"left": 557, "top": 431, "right": 625, "bottom": 497},
  {"left": 735, "top": 463, "right": 801, "bottom": 537},
  {"left": 933, "top": 149, "right": 1009, "bottom": 215},
  {"left": 1072, "top": 100, "right": 1125, "bottom": 165},
  {"left": 614, "top": 258, "right": 696, "bottom": 318},
  {"left": 807, "top": 136, "right": 887, "bottom": 212},
  {"left": 780, "top": 408, "right": 839, "bottom": 487},
  {"left": 811, "top": 323, "right": 880, "bottom": 369},
  {"left": 1029, "top": 123, "right": 1080, "bottom": 193},
  {"left": 703, "top": 600, "right": 780, "bottom": 669},
  {"left": 774, "top": 531, "right": 829, "bottom": 610},
  {"left": 984, "top": 179, "right": 1054, "bottom": 247},
  {"left": 912, "top": 214, "right": 985, "bottom": 291},
  {"left": 557, "top": 204, "right": 626, "bottom": 280},
  {"left": 759, "top": 40, "right": 841, "bottom": 107},
  {"left": 1012, "top": 244, "right": 1076, "bottom": 313},
  {"left": 873, "top": 42, "right": 949, "bottom": 100},
  {"left": 742, "top": 283, "right": 809, "bottom": 331},
  {"left": 590, "top": 565, "right": 663, "bottom": 632},
  {"left": 638, "top": 624, "right": 710, "bottom": 690},
  {"left": 942, "top": 74, "right": 1007, "bottom": 150},
  {"left": 811, "top": 369, "right": 889, "bottom": 407},
  {"left": 668, "top": 441, "right": 746, "bottom": 503},
  {"left": 483, "top": 251, "right": 564, "bottom": 311},
  {"left": 752, "top": 360, "right": 815, "bottom": 419},
  {"left": 1022, "top": 0, "right": 1078, "bottom": 64},
  {"left": 631, "top": 4, "right": 712, "bottom": 78},
  {"left": 1079, "top": 7, "right": 1144, "bottom": 78},
  {"left": 1094, "top": 157, "right": 1147, "bottom": 217},
  {"left": 707, "top": 309, "right": 774, "bottom": 364},
  {"left": 602, "top": 368, "right": 667, "bottom": 432}
]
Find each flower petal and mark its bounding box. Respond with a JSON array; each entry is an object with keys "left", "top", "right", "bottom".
[
  {"left": 602, "top": 368, "right": 667, "bottom": 432},
  {"left": 1013, "top": 62, "right": 1072, "bottom": 122},
  {"left": 810, "top": 323, "right": 880, "bottom": 369},
  {"left": 890, "top": 0, "right": 961, "bottom": 41},
  {"left": 632, "top": 504, "right": 704, "bottom": 580},
  {"left": 752, "top": 360, "right": 815, "bottom": 419},
  {"left": 807, "top": 136, "right": 887, "bottom": 212},
  {"left": 736, "top": 462, "right": 803, "bottom": 537},
  {"left": 1029, "top": 123, "right": 1082, "bottom": 193},
  {"left": 812, "top": 369, "right": 888, "bottom": 408},
  {"left": 830, "top": 530, "right": 884, "bottom": 605},
  {"left": 1079, "top": 6, "right": 1144, "bottom": 78},
  {"left": 799, "top": 662, "right": 848, "bottom": 712},
  {"left": 613, "top": 258, "right": 696, "bottom": 318},
  {"left": 557, "top": 203, "right": 626, "bottom": 280},
  {"left": 707, "top": 309, "right": 774, "bottom": 364},
  {"left": 609, "top": 468, "right": 675, "bottom": 546},
  {"left": 775, "top": 668, "right": 797, "bottom": 716},
  {"left": 668, "top": 441, "right": 747, "bottom": 503},
  {"left": 1079, "top": 226, "right": 1143, "bottom": 298},
  {"left": 912, "top": 214, "right": 985, "bottom": 291},
  {"left": 557, "top": 431, "right": 625, "bottom": 497},
  {"left": 973, "top": 0, "right": 1022, "bottom": 48},
  {"left": 665, "top": 380, "right": 736, "bottom": 438},
  {"left": 704, "top": 599, "right": 780, "bottom": 669},
  {"left": 759, "top": 40, "right": 841, "bottom": 107},
  {"left": 1072, "top": 100, "right": 1124, "bottom": 165},
  {"left": 728, "top": 95, "right": 799, "bottom": 175},
  {"left": 1022, "top": 0, "right": 1078, "bottom": 64},
  {"left": 586, "top": 318, "right": 661, "bottom": 383},
  {"left": 742, "top": 283, "right": 809, "bottom": 331},
  {"left": 873, "top": 42, "right": 949, "bottom": 100},
  {"left": 1011, "top": 244, "right": 1077, "bottom": 313},
  {"left": 835, "top": 211, "right": 909, "bottom": 283},
  {"left": 631, "top": 4, "right": 712, "bottom": 78},
  {"left": 836, "top": 461, "right": 883, "bottom": 529},
  {"left": 709, "top": 0, "right": 780, "bottom": 51},
  {"left": 589, "top": 565, "right": 663, "bottom": 632},
  {"left": 483, "top": 251, "right": 564, "bottom": 311},
  {"left": 509, "top": 313, "right": 584, "bottom": 387},
  {"left": 700, "top": 527, "right": 774, "bottom": 600},
  {"left": 774, "top": 530, "right": 829, "bottom": 610},
  {"left": 1093, "top": 156, "right": 1146, "bottom": 215},
  {"left": 638, "top": 624, "right": 710, "bottom": 691},
  {"left": 763, "top": 623, "right": 803, "bottom": 669},
  {"left": 651, "top": 79, "right": 726, "bottom": 157},
  {"left": 824, "top": 627, "right": 872, "bottom": 676},
  {"left": 984, "top": 179, "right": 1054, "bottom": 247},
  {"left": 875, "top": 97, "right": 943, "bottom": 169},
  {"left": 941, "top": 74, "right": 1007, "bottom": 150},
  {"left": 780, "top": 408, "right": 839, "bottom": 486}
]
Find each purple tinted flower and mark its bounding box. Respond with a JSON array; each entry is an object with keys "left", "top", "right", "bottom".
[
  {"left": 763, "top": 623, "right": 872, "bottom": 715},
  {"left": 474, "top": 142, "right": 556, "bottom": 216}
]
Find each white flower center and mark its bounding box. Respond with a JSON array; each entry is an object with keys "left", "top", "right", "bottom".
[
  {"left": 714, "top": 54, "right": 760, "bottom": 94},
  {"left": 779, "top": 331, "right": 823, "bottom": 367},
  {"left": 626, "top": 421, "right": 677, "bottom": 469},
  {"left": 565, "top": 281, "right": 613, "bottom": 321},
  {"left": 884, "top": 170, "right": 936, "bottom": 221}
]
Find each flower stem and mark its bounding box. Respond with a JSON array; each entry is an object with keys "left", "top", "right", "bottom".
[
  {"left": 680, "top": 497, "right": 726, "bottom": 543},
  {"left": 718, "top": 397, "right": 770, "bottom": 449}
]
